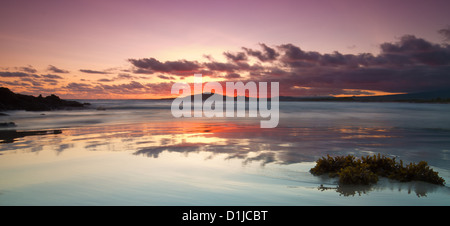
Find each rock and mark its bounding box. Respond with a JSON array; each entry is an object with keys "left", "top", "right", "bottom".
[
  {"left": 0, "top": 129, "right": 62, "bottom": 143},
  {"left": 0, "top": 122, "right": 16, "bottom": 127},
  {"left": 0, "top": 87, "right": 90, "bottom": 111}
]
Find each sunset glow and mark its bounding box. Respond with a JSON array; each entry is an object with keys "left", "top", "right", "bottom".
[{"left": 1, "top": 0, "right": 450, "bottom": 99}]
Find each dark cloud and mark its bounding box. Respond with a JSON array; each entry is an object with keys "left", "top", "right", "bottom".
[
  {"left": 204, "top": 61, "right": 239, "bottom": 72},
  {"left": 242, "top": 43, "right": 279, "bottom": 62},
  {"left": 258, "top": 36, "right": 450, "bottom": 95},
  {"left": 0, "top": 71, "right": 40, "bottom": 78},
  {"left": 57, "top": 80, "right": 178, "bottom": 97},
  {"left": 125, "top": 35, "right": 449, "bottom": 96},
  {"left": 116, "top": 73, "right": 133, "bottom": 80},
  {"left": 157, "top": 75, "right": 175, "bottom": 80},
  {"left": 4, "top": 27, "right": 450, "bottom": 99},
  {"left": 102, "top": 73, "right": 145, "bottom": 82},
  {"left": 129, "top": 48, "right": 269, "bottom": 79},
  {"left": 47, "top": 65, "right": 69, "bottom": 73},
  {"left": 0, "top": 71, "right": 32, "bottom": 78},
  {"left": 132, "top": 68, "right": 154, "bottom": 74},
  {"left": 145, "top": 82, "right": 175, "bottom": 94},
  {"left": 80, "top": 69, "right": 110, "bottom": 74},
  {"left": 21, "top": 77, "right": 42, "bottom": 87},
  {"left": 97, "top": 78, "right": 114, "bottom": 82},
  {"left": 128, "top": 58, "right": 200, "bottom": 75},
  {"left": 42, "top": 74, "right": 63, "bottom": 79},
  {"left": 278, "top": 43, "right": 321, "bottom": 66},
  {"left": 225, "top": 73, "right": 241, "bottom": 79},
  {"left": 18, "top": 65, "right": 37, "bottom": 73},
  {"left": 112, "top": 81, "right": 145, "bottom": 90},
  {"left": 62, "top": 83, "right": 106, "bottom": 97},
  {"left": 12, "top": 33, "right": 445, "bottom": 98},
  {"left": 0, "top": 80, "right": 30, "bottom": 87},
  {"left": 42, "top": 79, "right": 59, "bottom": 85},
  {"left": 223, "top": 51, "right": 248, "bottom": 62},
  {"left": 0, "top": 71, "right": 64, "bottom": 93},
  {"left": 438, "top": 26, "right": 450, "bottom": 41},
  {"left": 65, "top": 82, "right": 95, "bottom": 91},
  {"left": 380, "top": 35, "right": 450, "bottom": 66},
  {"left": 97, "top": 81, "right": 175, "bottom": 95}
]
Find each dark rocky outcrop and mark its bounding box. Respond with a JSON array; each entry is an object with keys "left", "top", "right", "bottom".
[
  {"left": 0, "top": 129, "right": 62, "bottom": 143},
  {"left": 0, "top": 122, "right": 16, "bottom": 127},
  {"left": 0, "top": 87, "right": 89, "bottom": 111}
]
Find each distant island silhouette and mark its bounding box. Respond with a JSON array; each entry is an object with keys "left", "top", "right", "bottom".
[
  {"left": 1, "top": 87, "right": 449, "bottom": 112},
  {"left": 0, "top": 87, "right": 90, "bottom": 111},
  {"left": 162, "top": 90, "right": 450, "bottom": 103},
  {"left": 290, "top": 89, "right": 450, "bottom": 103}
]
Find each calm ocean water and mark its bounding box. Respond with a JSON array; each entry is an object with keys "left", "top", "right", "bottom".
[{"left": 1, "top": 100, "right": 450, "bottom": 205}]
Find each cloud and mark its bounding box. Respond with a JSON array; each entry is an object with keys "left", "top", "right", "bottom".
[
  {"left": 0, "top": 71, "right": 41, "bottom": 79},
  {"left": 438, "top": 26, "right": 450, "bottom": 41},
  {"left": 278, "top": 43, "right": 322, "bottom": 66},
  {"left": 42, "top": 74, "right": 63, "bottom": 79},
  {"left": 0, "top": 71, "right": 63, "bottom": 93},
  {"left": 47, "top": 65, "right": 69, "bottom": 73},
  {"left": 145, "top": 82, "right": 175, "bottom": 94},
  {"left": 105, "top": 81, "right": 146, "bottom": 90},
  {"left": 97, "top": 78, "right": 114, "bottom": 82},
  {"left": 0, "top": 71, "right": 33, "bottom": 78},
  {"left": 6, "top": 32, "right": 450, "bottom": 98},
  {"left": 380, "top": 35, "right": 450, "bottom": 66},
  {"left": 204, "top": 61, "right": 239, "bottom": 72},
  {"left": 116, "top": 73, "right": 133, "bottom": 80},
  {"left": 223, "top": 51, "right": 248, "bottom": 62},
  {"left": 132, "top": 68, "right": 154, "bottom": 74},
  {"left": 275, "top": 38, "right": 449, "bottom": 94},
  {"left": 18, "top": 65, "right": 37, "bottom": 73},
  {"left": 129, "top": 48, "right": 269, "bottom": 78},
  {"left": 124, "top": 35, "right": 450, "bottom": 97},
  {"left": 157, "top": 75, "right": 175, "bottom": 80},
  {"left": 225, "top": 73, "right": 241, "bottom": 79},
  {"left": 0, "top": 80, "right": 29, "bottom": 87},
  {"left": 20, "top": 77, "right": 42, "bottom": 87},
  {"left": 94, "top": 81, "right": 175, "bottom": 96},
  {"left": 42, "top": 79, "right": 59, "bottom": 85},
  {"left": 51, "top": 80, "right": 179, "bottom": 98},
  {"left": 243, "top": 43, "right": 279, "bottom": 62},
  {"left": 80, "top": 69, "right": 110, "bottom": 74},
  {"left": 128, "top": 58, "right": 201, "bottom": 75},
  {"left": 65, "top": 82, "right": 95, "bottom": 91}
]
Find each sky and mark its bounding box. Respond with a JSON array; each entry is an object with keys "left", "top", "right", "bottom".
[{"left": 1, "top": 0, "right": 450, "bottom": 99}]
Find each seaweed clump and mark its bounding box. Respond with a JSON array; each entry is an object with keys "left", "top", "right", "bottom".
[{"left": 310, "top": 154, "right": 445, "bottom": 186}]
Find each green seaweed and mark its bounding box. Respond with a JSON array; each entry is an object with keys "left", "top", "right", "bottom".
[
  {"left": 338, "top": 164, "right": 379, "bottom": 185},
  {"left": 310, "top": 154, "right": 445, "bottom": 186}
]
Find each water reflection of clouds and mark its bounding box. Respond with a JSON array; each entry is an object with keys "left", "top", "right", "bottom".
[
  {"left": 0, "top": 123, "right": 436, "bottom": 161},
  {"left": 2, "top": 122, "right": 450, "bottom": 168},
  {"left": 2, "top": 121, "right": 450, "bottom": 198}
]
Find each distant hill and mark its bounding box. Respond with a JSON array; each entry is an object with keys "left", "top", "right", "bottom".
[
  {"left": 0, "top": 87, "right": 90, "bottom": 111},
  {"left": 354, "top": 90, "right": 450, "bottom": 102},
  {"left": 166, "top": 90, "right": 450, "bottom": 103},
  {"left": 169, "top": 93, "right": 259, "bottom": 102},
  {"left": 275, "top": 90, "right": 450, "bottom": 103}
]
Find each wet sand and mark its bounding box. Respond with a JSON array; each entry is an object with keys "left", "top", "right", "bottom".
[{"left": 1, "top": 101, "right": 449, "bottom": 205}]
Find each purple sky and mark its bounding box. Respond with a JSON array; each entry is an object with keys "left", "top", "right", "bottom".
[{"left": 1, "top": 0, "right": 450, "bottom": 98}]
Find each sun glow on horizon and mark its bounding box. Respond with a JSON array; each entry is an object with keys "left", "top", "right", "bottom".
[{"left": 333, "top": 89, "right": 406, "bottom": 97}]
